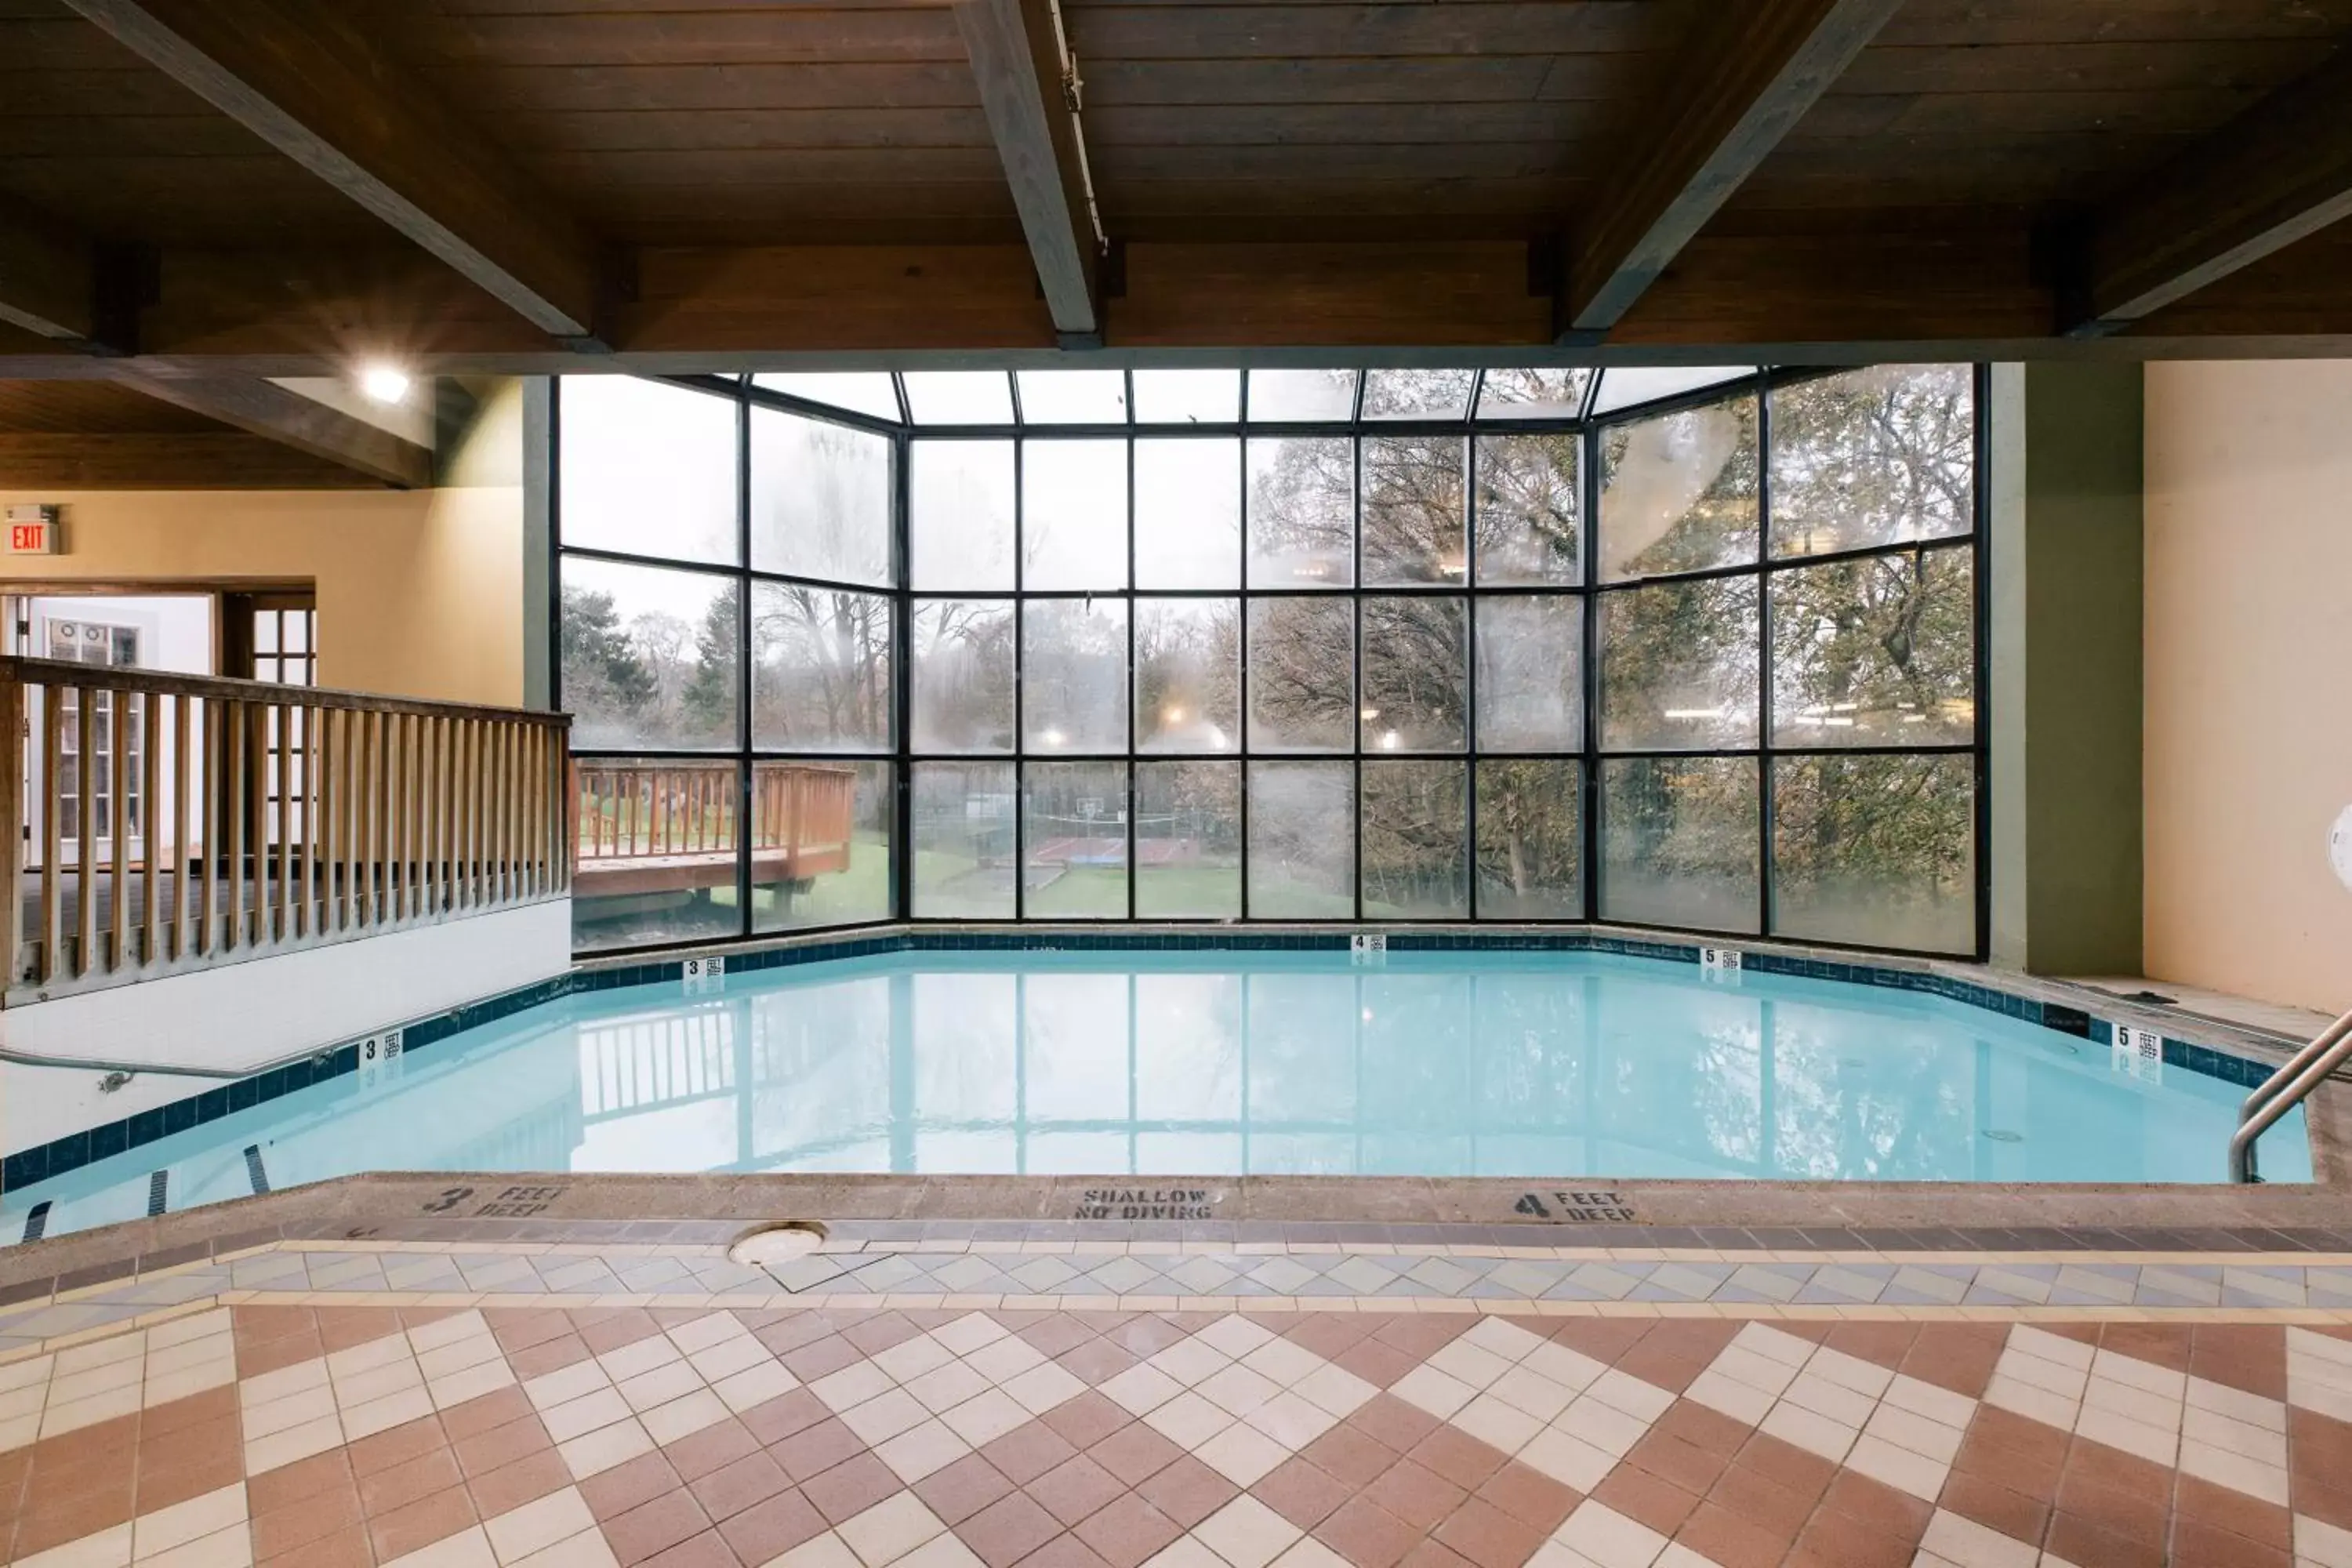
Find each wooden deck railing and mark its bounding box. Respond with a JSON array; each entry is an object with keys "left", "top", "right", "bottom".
[
  {"left": 573, "top": 762, "right": 857, "bottom": 900},
  {"left": 0, "top": 657, "right": 572, "bottom": 997}
]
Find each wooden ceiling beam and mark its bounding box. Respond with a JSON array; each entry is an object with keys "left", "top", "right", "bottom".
[
  {"left": 2064, "top": 48, "right": 2352, "bottom": 337},
  {"left": 1, "top": 233, "right": 2350, "bottom": 369},
  {"left": 0, "top": 198, "right": 95, "bottom": 345},
  {"left": 1561, "top": 0, "right": 1907, "bottom": 342},
  {"left": 953, "top": 0, "right": 1102, "bottom": 346},
  {"left": 60, "top": 0, "right": 609, "bottom": 347},
  {"left": 0, "top": 433, "right": 387, "bottom": 489},
  {"left": 111, "top": 372, "right": 434, "bottom": 488}
]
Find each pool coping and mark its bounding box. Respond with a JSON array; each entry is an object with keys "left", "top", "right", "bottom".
[
  {"left": 4, "top": 924, "right": 2343, "bottom": 1279},
  {"left": 16, "top": 1164, "right": 2352, "bottom": 1299}
]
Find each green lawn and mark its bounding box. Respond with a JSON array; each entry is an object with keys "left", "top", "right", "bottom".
[{"left": 662, "top": 839, "right": 1387, "bottom": 925}]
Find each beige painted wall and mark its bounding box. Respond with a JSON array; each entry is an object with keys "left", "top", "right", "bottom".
[
  {"left": 2144, "top": 360, "right": 2352, "bottom": 1015},
  {"left": 0, "top": 379, "right": 526, "bottom": 706}
]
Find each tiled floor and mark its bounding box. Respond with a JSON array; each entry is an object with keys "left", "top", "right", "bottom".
[{"left": 9, "top": 1297, "right": 2352, "bottom": 1567}]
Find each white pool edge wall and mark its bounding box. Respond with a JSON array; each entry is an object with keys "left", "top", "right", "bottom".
[{"left": 0, "top": 900, "right": 571, "bottom": 1158}]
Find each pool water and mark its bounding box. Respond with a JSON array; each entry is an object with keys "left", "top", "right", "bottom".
[{"left": 2, "top": 950, "right": 2305, "bottom": 1238}]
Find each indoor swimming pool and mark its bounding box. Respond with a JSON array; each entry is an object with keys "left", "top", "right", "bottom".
[{"left": 1, "top": 948, "right": 2306, "bottom": 1239}]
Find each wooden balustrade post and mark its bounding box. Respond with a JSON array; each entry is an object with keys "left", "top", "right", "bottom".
[
  {"left": 322, "top": 706, "right": 343, "bottom": 932},
  {"left": 463, "top": 718, "right": 481, "bottom": 909},
  {"left": 365, "top": 707, "right": 379, "bottom": 924},
  {"left": 39, "top": 690, "right": 60, "bottom": 984},
  {"left": 389, "top": 712, "right": 407, "bottom": 923},
  {"left": 172, "top": 695, "right": 189, "bottom": 961},
  {"left": 109, "top": 691, "right": 130, "bottom": 974},
  {"left": 430, "top": 714, "right": 448, "bottom": 913},
  {"left": 225, "top": 699, "right": 247, "bottom": 949},
  {"left": 141, "top": 691, "right": 161, "bottom": 967},
  {"left": 246, "top": 701, "right": 269, "bottom": 945},
  {"left": 305, "top": 702, "right": 323, "bottom": 937},
  {"left": 75, "top": 687, "right": 96, "bottom": 976},
  {"left": 198, "top": 699, "right": 218, "bottom": 957},
  {"left": 0, "top": 676, "right": 22, "bottom": 991},
  {"left": 272, "top": 701, "right": 292, "bottom": 944}
]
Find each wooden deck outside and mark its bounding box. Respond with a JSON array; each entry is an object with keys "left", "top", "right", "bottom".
[{"left": 572, "top": 761, "right": 856, "bottom": 902}]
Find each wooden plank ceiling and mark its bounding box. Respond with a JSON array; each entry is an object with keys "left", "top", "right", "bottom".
[
  {"left": 0, "top": 0, "right": 2349, "bottom": 475},
  {"left": 0, "top": 379, "right": 403, "bottom": 486}
]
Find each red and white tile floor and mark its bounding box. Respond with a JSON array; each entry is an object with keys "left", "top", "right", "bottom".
[{"left": 5, "top": 1298, "right": 2351, "bottom": 1568}]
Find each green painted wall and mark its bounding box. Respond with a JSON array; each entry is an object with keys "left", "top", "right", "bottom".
[{"left": 1990, "top": 361, "right": 2145, "bottom": 975}]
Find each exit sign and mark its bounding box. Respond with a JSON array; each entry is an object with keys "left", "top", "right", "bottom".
[{"left": 4, "top": 506, "right": 60, "bottom": 555}]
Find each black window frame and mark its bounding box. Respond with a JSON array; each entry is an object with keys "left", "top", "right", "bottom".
[{"left": 550, "top": 365, "right": 1990, "bottom": 961}]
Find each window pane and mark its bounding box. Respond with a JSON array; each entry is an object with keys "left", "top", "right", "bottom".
[
  {"left": 1025, "top": 761, "right": 1127, "bottom": 917},
  {"left": 1361, "top": 596, "right": 1465, "bottom": 753},
  {"left": 912, "top": 599, "right": 1013, "bottom": 753},
  {"left": 1247, "top": 762, "right": 1353, "bottom": 916},
  {"left": 1016, "top": 369, "right": 1127, "bottom": 424},
  {"left": 913, "top": 761, "right": 1015, "bottom": 916},
  {"left": 1772, "top": 547, "right": 1975, "bottom": 746},
  {"left": 1022, "top": 439, "right": 1127, "bottom": 590},
  {"left": 753, "top": 372, "right": 899, "bottom": 423},
  {"left": 1598, "top": 395, "right": 1759, "bottom": 579},
  {"left": 560, "top": 557, "right": 740, "bottom": 750},
  {"left": 1773, "top": 754, "right": 1975, "bottom": 953},
  {"left": 1599, "top": 578, "right": 1759, "bottom": 750},
  {"left": 1248, "top": 368, "right": 1356, "bottom": 421},
  {"left": 573, "top": 757, "right": 742, "bottom": 950},
  {"left": 1476, "top": 368, "right": 1592, "bottom": 420},
  {"left": 1591, "top": 365, "right": 1754, "bottom": 416},
  {"left": 1600, "top": 757, "right": 1759, "bottom": 933},
  {"left": 1362, "top": 368, "right": 1474, "bottom": 419},
  {"left": 911, "top": 441, "right": 1014, "bottom": 590},
  {"left": 1361, "top": 435, "right": 1466, "bottom": 586},
  {"left": 1770, "top": 365, "right": 1973, "bottom": 557},
  {"left": 1135, "top": 437, "right": 1240, "bottom": 588},
  {"left": 904, "top": 371, "right": 1013, "bottom": 423},
  {"left": 750, "top": 408, "right": 893, "bottom": 586},
  {"left": 559, "top": 377, "right": 739, "bottom": 565},
  {"left": 1134, "top": 368, "right": 1239, "bottom": 424},
  {"left": 1247, "top": 597, "right": 1353, "bottom": 752},
  {"left": 751, "top": 583, "right": 892, "bottom": 752},
  {"left": 1136, "top": 598, "right": 1239, "bottom": 753},
  {"left": 1475, "top": 760, "right": 1581, "bottom": 918},
  {"left": 1138, "top": 760, "right": 1240, "bottom": 917},
  {"left": 1023, "top": 598, "right": 1128, "bottom": 753},
  {"left": 1247, "top": 437, "right": 1352, "bottom": 586},
  {"left": 753, "top": 760, "right": 893, "bottom": 931},
  {"left": 1475, "top": 595, "right": 1582, "bottom": 751},
  {"left": 1362, "top": 760, "right": 1467, "bottom": 916},
  {"left": 1475, "top": 433, "right": 1580, "bottom": 586}
]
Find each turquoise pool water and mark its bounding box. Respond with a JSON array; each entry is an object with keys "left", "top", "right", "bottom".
[{"left": 2, "top": 950, "right": 2303, "bottom": 1238}]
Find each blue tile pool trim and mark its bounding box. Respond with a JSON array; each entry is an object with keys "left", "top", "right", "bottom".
[{"left": 0, "top": 929, "right": 2289, "bottom": 1194}]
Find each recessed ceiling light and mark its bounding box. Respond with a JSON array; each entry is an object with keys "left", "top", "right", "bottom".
[{"left": 361, "top": 365, "right": 412, "bottom": 405}]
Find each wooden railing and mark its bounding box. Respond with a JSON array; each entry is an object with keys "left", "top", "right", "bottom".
[
  {"left": 0, "top": 657, "right": 572, "bottom": 997},
  {"left": 573, "top": 762, "right": 857, "bottom": 900}
]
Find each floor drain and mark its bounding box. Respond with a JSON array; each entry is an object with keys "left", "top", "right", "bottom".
[
  {"left": 1983, "top": 1129, "right": 2024, "bottom": 1143},
  {"left": 728, "top": 1221, "right": 828, "bottom": 1268}
]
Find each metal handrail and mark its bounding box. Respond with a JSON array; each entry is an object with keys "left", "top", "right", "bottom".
[{"left": 2229, "top": 1005, "right": 2352, "bottom": 1182}]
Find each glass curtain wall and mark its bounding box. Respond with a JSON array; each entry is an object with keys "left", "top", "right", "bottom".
[
  {"left": 554, "top": 365, "right": 1983, "bottom": 956},
  {"left": 557, "top": 375, "right": 899, "bottom": 950}
]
